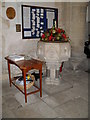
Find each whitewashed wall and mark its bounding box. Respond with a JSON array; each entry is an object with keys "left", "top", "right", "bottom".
[
  {"left": 88, "top": 2, "right": 90, "bottom": 21},
  {"left": 0, "top": 2, "right": 2, "bottom": 76},
  {"left": 2, "top": 2, "right": 56, "bottom": 73},
  {"left": 55, "top": 2, "right": 88, "bottom": 70},
  {"left": 2, "top": 2, "right": 88, "bottom": 73},
  {"left": 0, "top": 2, "right": 2, "bottom": 119}
]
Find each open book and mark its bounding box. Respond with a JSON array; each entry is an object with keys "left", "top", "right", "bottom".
[{"left": 8, "top": 55, "right": 24, "bottom": 61}]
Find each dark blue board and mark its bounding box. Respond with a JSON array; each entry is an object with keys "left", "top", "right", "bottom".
[{"left": 22, "top": 5, "right": 58, "bottom": 39}]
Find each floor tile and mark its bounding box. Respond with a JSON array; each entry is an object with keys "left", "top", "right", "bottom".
[
  {"left": 14, "top": 100, "right": 59, "bottom": 118},
  {"left": 54, "top": 97, "right": 88, "bottom": 118},
  {"left": 2, "top": 102, "right": 16, "bottom": 118},
  {"left": 15, "top": 91, "right": 41, "bottom": 107},
  {"left": 42, "top": 91, "right": 72, "bottom": 109},
  {"left": 42, "top": 78, "right": 73, "bottom": 95},
  {"left": 64, "top": 82, "right": 88, "bottom": 101},
  {"left": 2, "top": 69, "right": 88, "bottom": 118}
]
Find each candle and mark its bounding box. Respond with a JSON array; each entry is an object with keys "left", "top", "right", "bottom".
[{"left": 55, "top": 21, "right": 57, "bottom": 28}]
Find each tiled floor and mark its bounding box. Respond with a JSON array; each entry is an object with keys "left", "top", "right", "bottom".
[{"left": 2, "top": 68, "right": 88, "bottom": 118}]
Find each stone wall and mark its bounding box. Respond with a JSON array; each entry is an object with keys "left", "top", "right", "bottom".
[
  {"left": 55, "top": 2, "right": 88, "bottom": 70},
  {"left": 1, "top": 2, "right": 56, "bottom": 73},
  {"left": 1, "top": 2, "right": 88, "bottom": 73},
  {"left": 88, "top": 2, "right": 90, "bottom": 35},
  {"left": 0, "top": 2, "right": 2, "bottom": 119},
  {"left": 0, "top": 2, "right": 2, "bottom": 76}
]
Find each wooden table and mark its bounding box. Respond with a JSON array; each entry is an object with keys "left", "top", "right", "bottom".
[{"left": 5, "top": 56, "right": 42, "bottom": 103}]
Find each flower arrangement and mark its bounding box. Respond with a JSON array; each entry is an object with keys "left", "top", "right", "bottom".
[{"left": 40, "top": 26, "right": 70, "bottom": 42}]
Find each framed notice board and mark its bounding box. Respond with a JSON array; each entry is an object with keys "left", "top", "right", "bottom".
[{"left": 22, "top": 5, "right": 58, "bottom": 39}]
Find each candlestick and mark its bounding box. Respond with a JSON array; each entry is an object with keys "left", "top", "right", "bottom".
[{"left": 55, "top": 20, "right": 57, "bottom": 28}]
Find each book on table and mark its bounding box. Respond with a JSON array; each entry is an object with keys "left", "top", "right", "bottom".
[{"left": 8, "top": 55, "right": 24, "bottom": 61}]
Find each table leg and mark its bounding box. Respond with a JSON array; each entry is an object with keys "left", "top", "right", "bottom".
[
  {"left": 7, "top": 61, "right": 12, "bottom": 87},
  {"left": 23, "top": 69, "right": 27, "bottom": 103},
  {"left": 39, "top": 69, "right": 42, "bottom": 97}
]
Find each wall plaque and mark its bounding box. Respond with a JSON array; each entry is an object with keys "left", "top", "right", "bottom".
[
  {"left": 6, "top": 7, "right": 16, "bottom": 19},
  {"left": 16, "top": 24, "right": 21, "bottom": 32}
]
